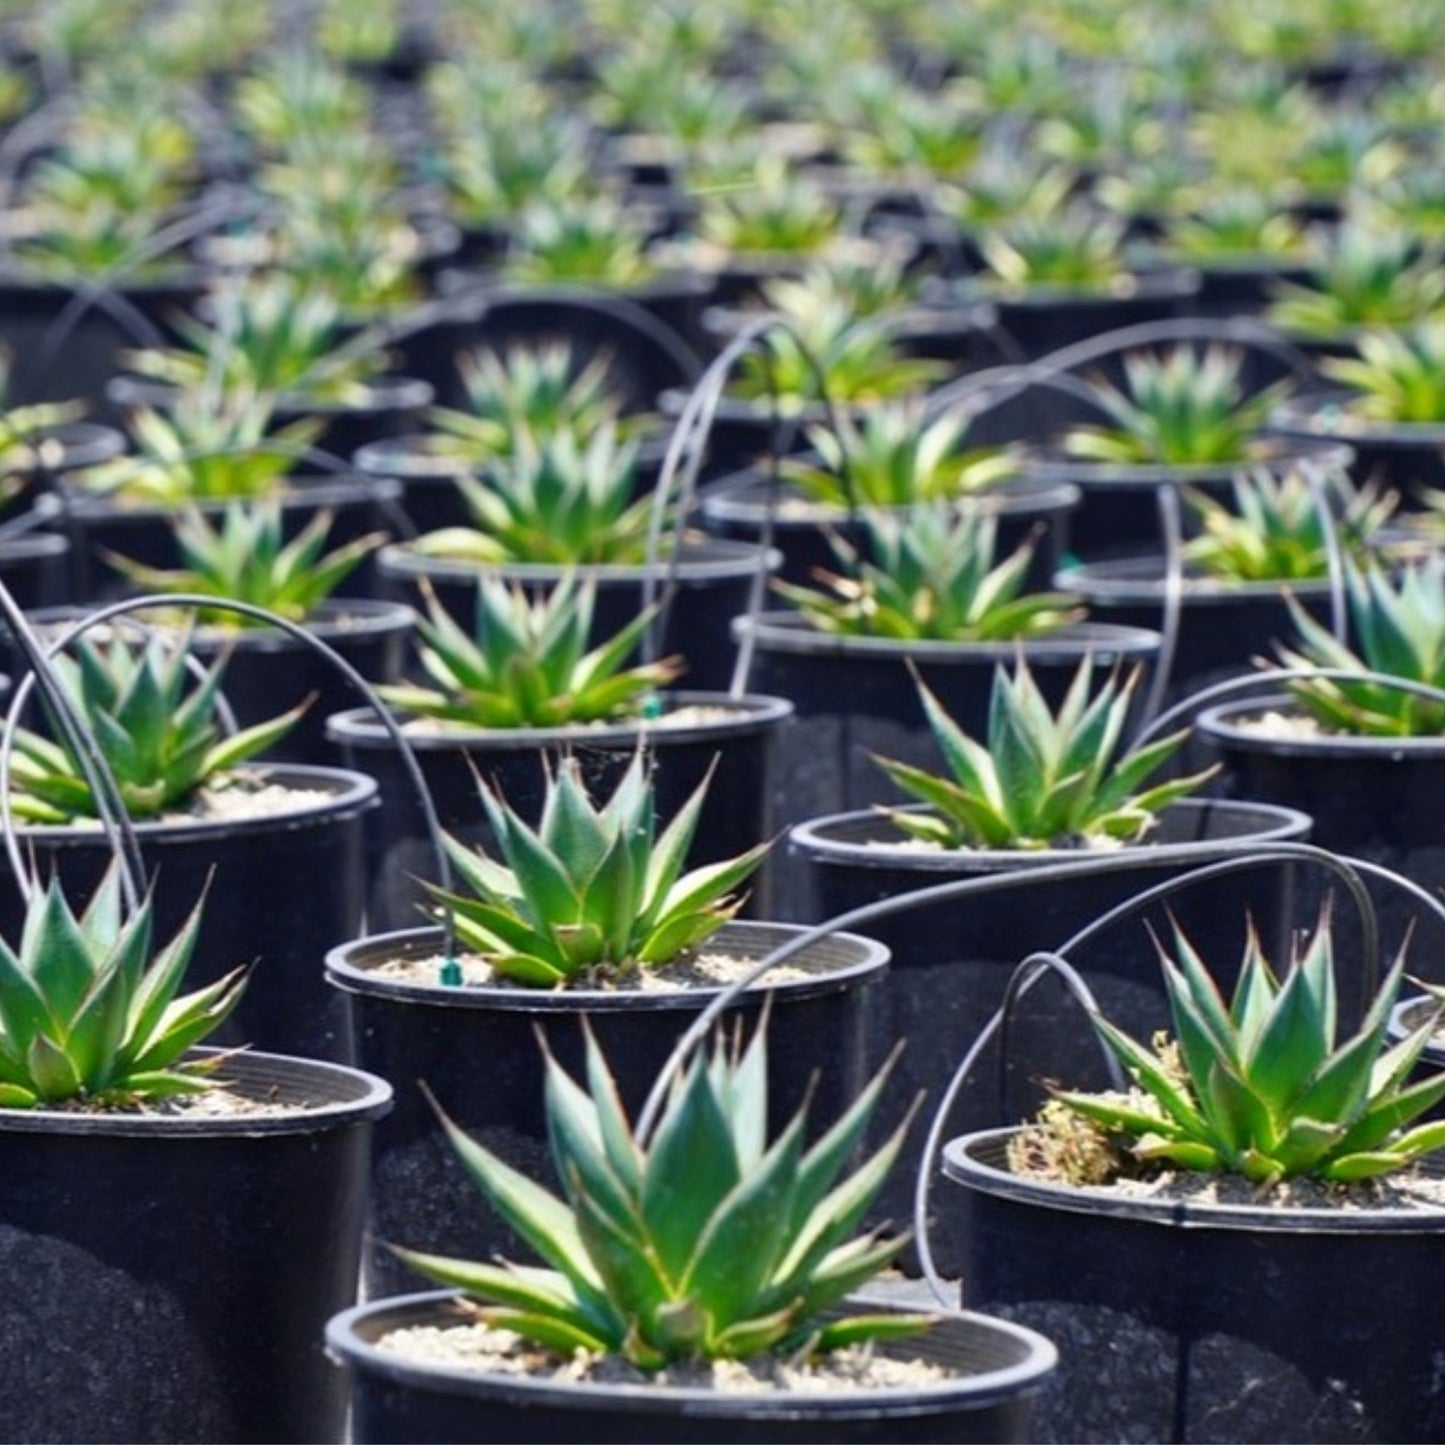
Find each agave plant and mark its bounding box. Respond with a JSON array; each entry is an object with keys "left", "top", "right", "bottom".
[
  {"left": 1267, "top": 226, "right": 1445, "bottom": 339},
  {"left": 0, "top": 352, "right": 85, "bottom": 478},
  {"left": 1273, "top": 558, "right": 1445, "bottom": 737},
  {"left": 503, "top": 198, "right": 656, "bottom": 287},
  {"left": 1164, "top": 191, "right": 1312, "bottom": 265},
  {"left": 0, "top": 866, "right": 246, "bottom": 1108},
  {"left": 439, "top": 125, "right": 593, "bottom": 228},
  {"left": 730, "top": 308, "right": 945, "bottom": 413},
  {"left": 978, "top": 203, "right": 1130, "bottom": 294},
  {"left": 104, "top": 501, "right": 383, "bottom": 626},
  {"left": 8, "top": 129, "right": 188, "bottom": 279},
  {"left": 1183, "top": 467, "right": 1396, "bottom": 583},
  {"left": 121, "top": 276, "right": 391, "bottom": 404},
  {"left": 1030, "top": 907, "right": 1445, "bottom": 1186},
  {"left": 782, "top": 402, "right": 1016, "bottom": 508},
  {"left": 755, "top": 254, "right": 921, "bottom": 331},
  {"left": 427, "top": 752, "right": 768, "bottom": 984},
  {"left": 695, "top": 161, "right": 846, "bottom": 259},
  {"left": 74, "top": 396, "right": 320, "bottom": 506},
  {"left": 778, "top": 504, "right": 1081, "bottom": 642},
  {"left": 378, "top": 575, "right": 680, "bottom": 729},
  {"left": 411, "top": 425, "right": 656, "bottom": 566},
  {"left": 1062, "top": 347, "right": 1291, "bottom": 467},
  {"left": 7, "top": 628, "right": 302, "bottom": 823},
  {"left": 232, "top": 51, "right": 368, "bottom": 155},
  {"left": 1322, "top": 323, "right": 1445, "bottom": 425},
  {"left": 874, "top": 661, "right": 1211, "bottom": 850},
  {"left": 398, "top": 1019, "right": 927, "bottom": 1367},
  {"left": 933, "top": 157, "right": 1075, "bottom": 235},
  {"left": 423, "top": 345, "right": 631, "bottom": 466}
]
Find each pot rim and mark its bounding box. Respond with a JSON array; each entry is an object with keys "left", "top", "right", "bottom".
[
  {"left": 324, "top": 918, "right": 890, "bottom": 1012},
  {"left": 106, "top": 370, "right": 435, "bottom": 418},
  {"left": 379, "top": 534, "right": 780, "bottom": 585},
  {"left": 26, "top": 596, "right": 417, "bottom": 650},
  {"left": 1056, "top": 554, "right": 1339, "bottom": 602},
  {"left": 1270, "top": 388, "right": 1445, "bottom": 444},
  {"left": 325, "top": 1288, "right": 1058, "bottom": 1416},
  {"left": 952, "top": 263, "right": 1203, "bottom": 309},
  {"left": 1196, "top": 693, "right": 1445, "bottom": 758},
  {"left": 50, "top": 471, "right": 404, "bottom": 520},
  {"left": 1020, "top": 437, "right": 1355, "bottom": 488},
  {"left": 11, "top": 762, "right": 379, "bottom": 843},
  {"left": 788, "top": 797, "right": 1313, "bottom": 874},
  {"left": 698, "top": 469, "right": 1082, "bottom": 528},
  {"left": 0, "top": 1046, "right": 392, "bottom": 1138},
  {"left": 944, "top": 1126, "right": 1445, "bottom": 1235},
  {"left": 325, "top": 689, "right": 793, "bottom": 751},
  {"left": 732, "top": 612, "right": 1162, "bottom": 663}
]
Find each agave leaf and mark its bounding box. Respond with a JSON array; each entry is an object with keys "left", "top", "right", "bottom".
[
  {"left": 23, "top": 884, "right": 96, "bottom": 1026},
  {"left": 479, "top": 1307, "right": 618, "bottom": 1357},
  {"left": 582, "top": 1025, "right": 642, "bottom": 1193},
  {"left": 1242, "top": 954, "right": 1332, "bottom": 1107},
  {"left": 25, "top": 1032, "right": 80, "bottom": 1101},
  {"left": 790, "top": 1230, "right": 909, "bottom": 1318},
  {"left": 681, "top": 1106, "right": 806, "bottom": 1324},
  {"left": 61, "top": 962, "right": 131, "bottom": 1092},
  {"left": 435, "top": 1103, "right": 605, "bottom": 1292},
  {"left": 648, "top": 844, "right": 769, "bottom": 934},
  {"left": 810, "top": 1311, "right": 936, "bottom": 1352},
  {"left": 126, "top": 891, "right": 208, "bottom": 1050},
  {"left": 710, "top": 1304, "right": 801, "bottom": 1359},
  {"left": 568, "top": 1166, "right": 672, "bottom": 1324},
  {"left": 1092, "top": 1013, "right": 1209, "bottom": 1134},
  {"left": 544, "top": 1043, "right": 636, "bottom": 1226},
  {"left": 640, "top": 768, "right": 712, "bottom": 920},
  {"left": 125, "top": 968, "right": 248, "bottom": 1074},
  {"left": 203, "top": 698, "right": 309, "bottom": 774},
  {"left": 639, "top": 1058, "right": 742, "bottom": 1284},
  {"left": 437, "top": 890, "right": 555, "bottom": 959}
]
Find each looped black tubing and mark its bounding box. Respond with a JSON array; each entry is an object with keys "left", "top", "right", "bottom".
[
  {"left": 633, "top": 831, "right": 1313, "bottom": 1141},
  {"left": 0, "top": 583, "right": 146, "bottom": 910},
  {"left": 0, "top": 592, "right": 457, "bottom": 958},
  {"left": 646, "top": 312, "right": 859, "bottom": 682},
  {"left": 912, "top": 842, "right": 1389, "bottom": 1304},
  {"left": 1131, "top": 663, "right": 1445, "bottom": 752},
  {"left": 0, "top": 618, "right": 239, "bottom": 904},
  {"left": 928, "top": 314, "right": 1319, "bottom": 423}
]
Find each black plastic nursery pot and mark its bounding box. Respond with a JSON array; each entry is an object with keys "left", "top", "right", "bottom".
[
  {"left": 1197, "top": 695, "right": 1445, "bottom": 961},
  {"left": 964, "top": 267, "right": 1202, "bottom": 363},
  {"left": 377, "top": 535, "right": 778, "bottom": 692},
  {"left": 0, "top": 1049, "right": 392, "bottom": 1445},
  {"left": 325, "top": 920, "right": 888, "bottom": 1297},
  {"left": 107, "top": 372, "right": 438, "bottom": 459},
  {"left": 788, "top": 798, "right": 1313, "bottom": 1273},
  {"left": 0, "top": 267, "right": 207, "bottom": 416},
  {"left": 354, "top": 431, "right": 674, "bottom": 538},
  {"left": 0, "top": 765, "right": 377, "bottom": 1062},
  {"left": 1021, "top": 439, "right": 1353, "bottom": 564},
  {"left": 421, "top": 278, "right": 712, "bottom": 397},
  {"left": 327, "top": 1290, "right": 1056, "bottom": 1445},
  {"left": 944, "top": 1128, "right": 1445, "bottom": 1444},
  {"left": 325, "top": 690, "right": 792, "bottom": 928},
  {"left": 1267, "top": 390, "right": 1445, "bottom": 500},
  {"left": 22, "top": 598, "right": 416, "bottom": 766},
  {"left": 733, "top": 615, "right": 1162, "bottom": 906},
  {"left": 46, "top": 471, "right": 405, "bottom": 602},
  {"left": 0, "top": 530, "right": 72, "bottom": 609},
  {"left": 0, "top": 420, "right": 124, "bottom": 524},
  {"left": 697, "top": 469, "right": 1080, "bottom": 589},
  {"left": 1056, "top": 556, "right": 1337, "bottom": 703}
]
